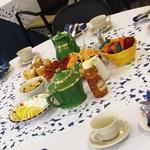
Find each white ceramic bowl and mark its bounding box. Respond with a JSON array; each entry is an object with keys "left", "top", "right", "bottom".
[{"left": 19, "top": 76, "right": 46, "bottom": 98}]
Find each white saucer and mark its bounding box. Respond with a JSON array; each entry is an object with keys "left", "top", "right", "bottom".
[
  {"left": 91, "top": 21, "right": 112, "bottom": 35},
  {"left": 101, "top": 21, "right": 112, "bottom": 33},
  {"left": 89, "top": 120, "right": 130, "bottom": 149},
  {"left": 138, "top": 112, "right": 150, "bottom": 131},
  {"left": 20, "top": 59, "right": 32, "bottom": 66}
]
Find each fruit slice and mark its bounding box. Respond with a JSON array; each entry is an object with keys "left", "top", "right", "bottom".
[
  {"left": 15, "top": 105, "right": 27, "bottom": 120},
  {"left": 26, "top": 107, "right": 43, "bottom": 119},
  {"left": 18, "top": 107, "right": 28, "bottom": 121}
]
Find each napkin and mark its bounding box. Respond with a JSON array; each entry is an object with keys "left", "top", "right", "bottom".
[
  {"left": 64, "top": 23, "right": 87, "bottom": 37},
  {"left": 133, "top": 9, "right": 150, "bottom": 22},
  {"left": 0, "top": 54, "right": 10, "bottom": 79},
  {"left": 146, "top": 90, "right": 150, "bottom": 127}
]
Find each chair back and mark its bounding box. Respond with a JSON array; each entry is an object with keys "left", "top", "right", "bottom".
[
  {"left": 37, "top": 0, "right": 69, "bottom": 14},
  {"left": 52, "top": 0, "right": 111, "bottom": 35}
]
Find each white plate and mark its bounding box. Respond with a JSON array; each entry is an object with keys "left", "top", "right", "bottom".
[
  {"left": 138, "top": 112, "right": 150, "bottom": 131},
  {"left": 20, "top": 59, "right": 32, "bottom": 66},
  {"left": 89, "top": 119, "right": 130, "bottom": 149},
  {"left": 9, "top": 94, "right": 49, "bottom": 122}
]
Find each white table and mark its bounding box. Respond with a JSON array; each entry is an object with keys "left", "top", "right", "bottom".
[
  {"left": 1, "top": 6, "right": 150, "bottom": 150},
  {"left": 0, "top": 0, "right": 40, "bottom": 24}
]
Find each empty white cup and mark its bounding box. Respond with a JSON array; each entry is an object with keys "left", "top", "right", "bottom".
[
  {"left": 90, "top": 113, "right": 119, "bottom": 141},
  {"left": 89, "top": 14, "right": 110, "bottom": 31},
  {"left": 17, "top": 46, "right": 33, "bottom": 62}
]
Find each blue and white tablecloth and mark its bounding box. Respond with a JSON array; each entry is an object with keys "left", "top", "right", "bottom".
[{"left": 0, "top": 22, "right": 150, "bottom": 150}]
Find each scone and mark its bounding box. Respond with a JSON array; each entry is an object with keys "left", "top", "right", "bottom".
[
  {"left": 42, "top": 59, "right": 51, "bottom": 67},
  {"left": 23, "top": 69, "right": 37, "bottom": 80},
  {"left": 35, "top": 66, "right": 46, "bottom": 76},
  {"left": 32, "top": 57, "right": 43, "bottom": 68}
]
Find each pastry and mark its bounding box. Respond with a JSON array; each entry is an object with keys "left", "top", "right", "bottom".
[
  {"left": 42, "top": 59, "right": 51, "bottom": 67},
  {"left": 23, "top": 69, "right": 36, "bottom": 80},
  {"left": 32, "top": 57, "right": 43, "bottom": 68},
  {"left": 35, "top": 65, "right": 46, "bottom": 76}
]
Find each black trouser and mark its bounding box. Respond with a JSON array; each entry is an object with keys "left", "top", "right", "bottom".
[{"left": 0, "top": 19, "right": 48, "bottom": 60}]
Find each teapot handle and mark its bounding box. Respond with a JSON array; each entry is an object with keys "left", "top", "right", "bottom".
[
  {"left": 46, "top": 93, "right": 63, "bottom": 108},
  {"left": 66, "top": 34, "right": 71, "bottom": 44}
]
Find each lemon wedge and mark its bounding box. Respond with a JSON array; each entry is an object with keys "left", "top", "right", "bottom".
[
  {"left": 26, "top": 107, "right": 43, "bottom": 119},
  {"left": 16, "top": 105, "right": 27, "bottom": 120}
]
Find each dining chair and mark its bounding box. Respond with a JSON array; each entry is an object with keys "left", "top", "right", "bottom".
[
  {"left": 52, "top": 0, "right": 111, "bottom": 35},
  {"left": 106, "top": 0, "right": 132, "bottom": 14},
  {"left": 15, "top": 0, "right": 69, "bottom": 46}
]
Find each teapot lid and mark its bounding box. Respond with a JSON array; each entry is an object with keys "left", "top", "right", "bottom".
[
  {"left": 51, "top": 70, "right": 71, "bottom": 84},
  {"left": 52, "top": 32, "right": 67, "bottom": 41},
  {"left": 48, "top": 69, "right": 81, "bottom": 92}
]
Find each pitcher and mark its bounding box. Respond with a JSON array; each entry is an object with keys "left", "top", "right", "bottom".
[{"left": 52, "top": 32, "right": 80, "bottom": 60}]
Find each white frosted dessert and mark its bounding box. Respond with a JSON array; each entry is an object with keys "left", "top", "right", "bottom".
[{"left": 24, "top": 94, "right": 49, "bottom": 109}]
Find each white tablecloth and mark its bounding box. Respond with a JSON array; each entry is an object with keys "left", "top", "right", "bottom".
[{"left": 0, "top": 6, "right": 150, "bottom": 150}]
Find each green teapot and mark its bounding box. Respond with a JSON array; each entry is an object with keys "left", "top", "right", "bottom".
[
  {"left": 46, "top": 68, "right": 87, "bottom": 109},
  {"left": 52, "top": 32, "right": 80, "bottom": 60}
]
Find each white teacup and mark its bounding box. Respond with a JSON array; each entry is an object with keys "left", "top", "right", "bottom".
[
  {"left": 90, "top": 113, "right": 119, "bottom": 142},
  {"left": 17, "top": 46, "right": 33, "bottom": 62},
  {"left": 89, "top": 14, "right": 110, "bottom": 31}
]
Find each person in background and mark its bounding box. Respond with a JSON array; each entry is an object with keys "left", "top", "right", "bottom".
[
  {"left": 0, "top": 49, "right": 9, "bottom": 79},
  {"left": 0, "top": 0, "right": 47, "bottom": 61}
]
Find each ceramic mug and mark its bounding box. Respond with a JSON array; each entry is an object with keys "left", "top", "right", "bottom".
[
  {"left": 90, "top": 113, "right": 119, "bottom": 141},
  {"left": 89, "top": 14, "right": 110, "bottom": 31},
  {"left": 17, "top": 46, "right": 33, "bottom": 62},
  {"left": 47, "top": 78, "right": 87, "bottom": 109}
]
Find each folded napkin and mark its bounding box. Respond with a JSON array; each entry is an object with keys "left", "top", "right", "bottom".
[
  {"left": 0, "top": 53, "right": 10, "bottom": 79},
  {"left": 64, "top": 23, "right": 87, "bottom": 37},
  {"left": 146, "top": 90, "right": 150, "bottom": 127},
  {"left": 133, "top": 9, "right": 150, "bottom": 22}
]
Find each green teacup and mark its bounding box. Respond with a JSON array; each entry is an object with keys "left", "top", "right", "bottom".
[{"left": 46, "top": 70, "right": 87, "bottom": 109}]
